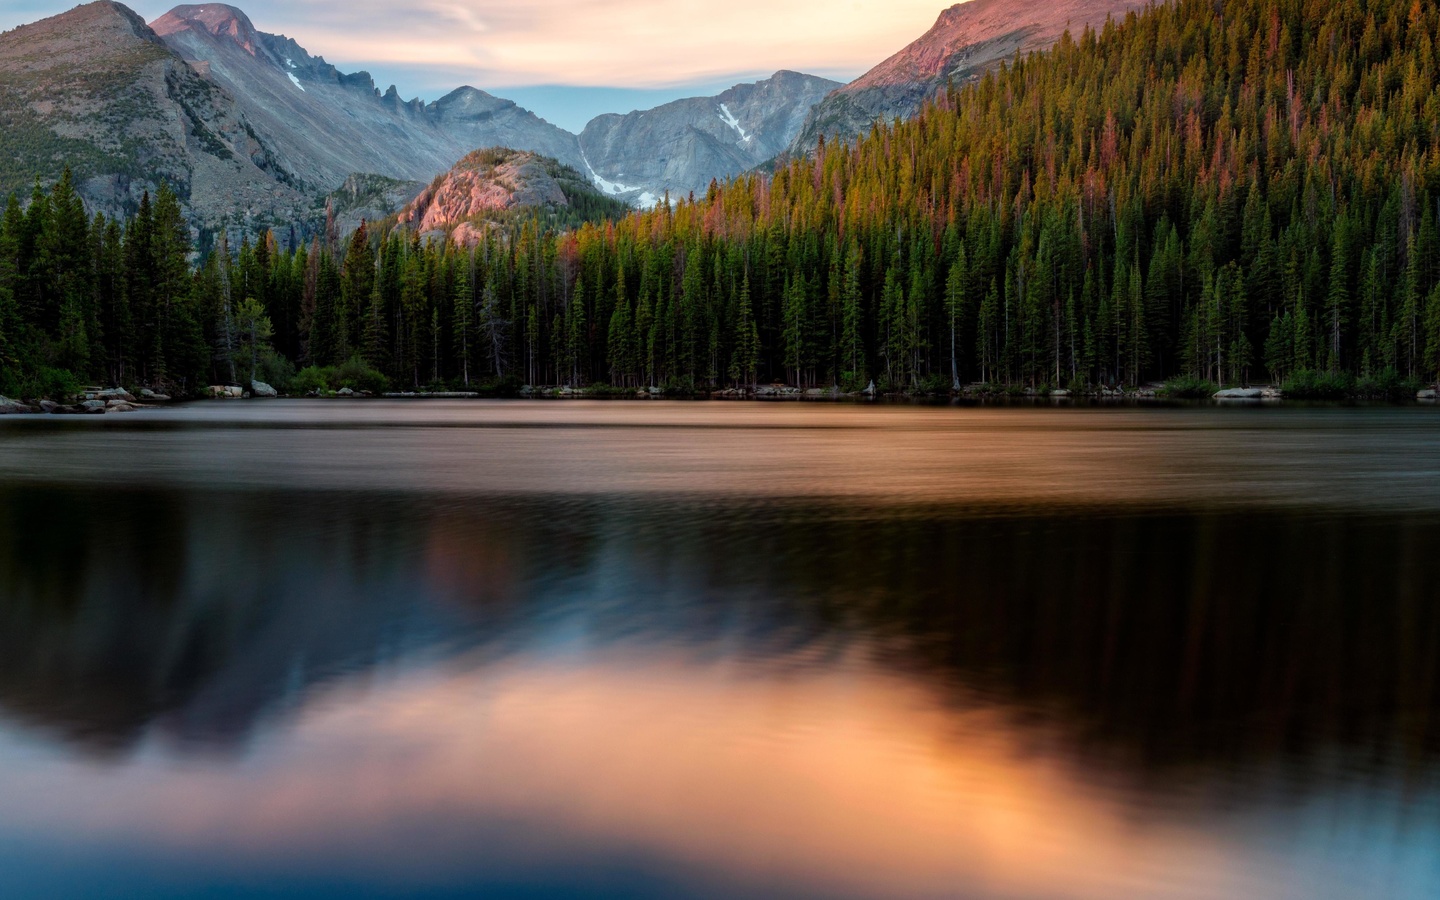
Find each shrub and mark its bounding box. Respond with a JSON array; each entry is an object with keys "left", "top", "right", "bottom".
[
  {"left": 913, "top": 374, "right": 953, "bottom": 396},
  {"left": 1282, "top": 369, "right": 1353, "bottom": 400},
  {"left": 660, "top": 376, "right": 697, "bottom": 397},
  {"left": 3, "top": 365, "right": 82, "bottom": 401},
  {"left": 291, "top": 366, "right": 333, "bottom": 395},
  {"left": 332, "top": 357, "right": 389, "bottom": 394},
  {"left": 1351, "top": 368, "right": 1423, "bottom": 402},
  {"left": 289, "top": 358, "right": 390, "bottom": 395},
  {"left": 1160, "top": 376, "right": 1219, "bottom": 399},
  {"left": 474, "top": 375, "right": 522, "bottom": 398},
  {"left": 254, "top": 351, "right": 296, "bottom": 393}
]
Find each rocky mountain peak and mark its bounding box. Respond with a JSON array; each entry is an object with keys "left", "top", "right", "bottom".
[
  {"left": 30, "top": 2, "right": 163, "bottom": 46},
  {"left": 401, "top": 149, "right": 567, "bottom": 234},
  {"left": 789, "top": 0, "right": 1144, "bottom": 154},
  {"left": 152, "top": 4, "right": 262, "bottom": 55},
  {"left": 853, "top": 0, "right": 1140, "bottom": 91}
]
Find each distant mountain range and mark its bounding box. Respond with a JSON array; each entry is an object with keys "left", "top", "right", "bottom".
[
  {"left": 0, "top": 2, "right": 840, "bottom": 233},
  {"left": 579, "top": 70, "right": 839, "bottom": 206},
  {"left": 0, "top": 1, "right": 1144, "bottom": 236}
]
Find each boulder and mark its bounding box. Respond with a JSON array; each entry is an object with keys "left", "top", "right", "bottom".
[
  {"left": 39, "top": 400, "right": 62, "bottom": 414},
  {"left": 80, "top": 400, "right": 107, "bottom": 413},
  {"left": 1214, "top": 388, "right": 1264, "bottom": 400},
  {"left": 105, "top": 400, "right": 138, "bottom": 412},
  {"left": 208, "top": 385, "right": 244, "bottom": 398},
  {"left": 336, "top": 387, "right": 355, "bottom": 396},
  {"left": 1419, "top": 389, "right": 1438, "bottom": 401},
  {"left": 1050, "top": 389, "right": 1070, "bottom": 398},
  {"left": 91, "top": 387, "right": 136, "bottom": 403},
  {"left": 0, "top": 396, "right": 32, "bottom": 414}
]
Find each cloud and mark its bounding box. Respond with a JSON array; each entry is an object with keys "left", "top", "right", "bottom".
[{"left": 106, "top": 0, "right": 950, "bottom": 89}]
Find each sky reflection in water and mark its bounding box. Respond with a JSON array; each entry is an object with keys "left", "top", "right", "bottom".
[{"left": 0, "top": 402, "right": 1438, "bottom": 899}]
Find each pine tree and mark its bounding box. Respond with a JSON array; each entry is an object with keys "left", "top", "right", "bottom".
[
  {"left": 729, "top": 273, "right": 759, "bottom": 388},
  {"left": 840, "top": 241, "right": 865, "bottom": 386}
]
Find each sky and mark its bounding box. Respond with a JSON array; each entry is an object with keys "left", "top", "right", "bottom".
[{"left": 0, "top": 0, "right": 953, "bottom": 131}]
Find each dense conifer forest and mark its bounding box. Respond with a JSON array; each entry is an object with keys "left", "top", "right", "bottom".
[{"left": 5, "top": 0, "right": 1440, "bottom": 398}]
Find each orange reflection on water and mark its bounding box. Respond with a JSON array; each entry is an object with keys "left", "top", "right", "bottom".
[{"left": 0, "top": 649, "right": 1283, "bottom": 899}]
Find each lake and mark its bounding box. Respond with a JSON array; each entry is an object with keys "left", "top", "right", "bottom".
[{"left": 0, "top": 401, "right": 1438, "bottom": 899}]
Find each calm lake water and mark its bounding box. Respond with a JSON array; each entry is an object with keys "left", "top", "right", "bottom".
[{"left": 1, "top": 401, "right": 1438, "bottom": 899}]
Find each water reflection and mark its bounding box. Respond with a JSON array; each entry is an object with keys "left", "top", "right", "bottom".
[{"left": 0, "top": 404, "right": 1437, "bottom": 898}]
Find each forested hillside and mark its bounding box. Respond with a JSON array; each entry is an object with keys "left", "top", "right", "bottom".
[{"left": 5, "top": 0, "right": 1440, "bottom": 398}]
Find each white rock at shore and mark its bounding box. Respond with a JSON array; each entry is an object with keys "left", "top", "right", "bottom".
[
  {"left": 1214, "top": 388, "right": 1264, "bottom": 400},
  {"left": 251, "top": 380, "right": 279, "bottom": 398}
]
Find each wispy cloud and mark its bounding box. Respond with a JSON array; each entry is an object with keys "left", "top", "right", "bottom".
[{"left": 103, "top": 0, "right": 950, "bottom": 88}]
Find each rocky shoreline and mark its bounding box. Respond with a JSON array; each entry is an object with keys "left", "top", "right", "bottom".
[
  {"left": 0, "top": 387, "right": 170, "bottom": 415},
  {"left": 4, "top": 383, "right": 1437, "bottom": 414}
]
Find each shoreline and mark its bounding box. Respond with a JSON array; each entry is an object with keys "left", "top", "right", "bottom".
[{"left": 5, "top": 392, "right": 1437, "bottom": 415}]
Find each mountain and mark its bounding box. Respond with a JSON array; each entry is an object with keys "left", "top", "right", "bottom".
[
  {"left": 578, "top": 71, "right": 841, "bottom": 205},
  {"left": 396, "top": 148, "right": 627, "bottom": 242},
  {"left": 0, "top": 1, "right": 310, "bottom": 226},
  {"left": 0, "top": 2, "right": 845, "bottom": 231},
  {"left": 151, "top": 4, "right": 587, "bottom": 191},
  {"left": 323, "top": 173, "right": 427, "bottom": 237},
  {"left": 789, "top": 0, "right": 1147, "bottom": 155},
  {"left": 153, "top": 1, "right": 850, "bottom": 213}
]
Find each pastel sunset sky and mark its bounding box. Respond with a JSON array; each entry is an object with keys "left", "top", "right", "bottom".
[{"left": 0, "top": 0, "right": 956, "bottom": 129}]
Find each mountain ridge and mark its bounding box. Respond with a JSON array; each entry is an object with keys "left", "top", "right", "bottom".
[
  {"left": 789, "top": 0, "right": 1147, "bottom": 155},
  {"left": 0, "top": 1, "right": 312, "bottom": 228}
]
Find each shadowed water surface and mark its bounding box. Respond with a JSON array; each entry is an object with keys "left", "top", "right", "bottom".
[{"left": 0, "top": 401, "right": 1437, "bottom": 899}]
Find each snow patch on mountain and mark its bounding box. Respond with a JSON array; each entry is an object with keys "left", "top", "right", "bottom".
[
  {"left": 581, "top": 146, "right": 658, "bottom": 206},
  {"left": 283, "top": 56, "right": 303, "bottom": 91},
  {"left": 718, "top": 103, "right": 751, "bottom": 143}
]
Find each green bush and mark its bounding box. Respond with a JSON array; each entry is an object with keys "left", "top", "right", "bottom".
[
  {"left": 291, "top": 365, "right": 332, "bottom": 395},
  {"left": 474, "top": 375, "right": 522, "bottom": 398},
  {"left": 913, "top": 374, "right": 953, "bottom": 396},
  {"left": 1351, "top": 368, "right": 1423, "bottom": 402},
  {"left": 289, "top": 358, "right": 388, "bottom": 395},
  {"left": 660, "top": 376, "right": 698, "bottom": 397},
  {"left": 254, "top": 351, "right": 296, "bottom": 393},
  {"left": 1160, "top": 376, "right": 1219, "bottom": 399},
  {"left": 332, "top": 357, "right": 389, "bottom": 393},
  {"left": 2, "top": 365, "right": 82, "bottom": 401},
  {"left": 1282, "top": 369, "right": 1353, "bottom": 400}
]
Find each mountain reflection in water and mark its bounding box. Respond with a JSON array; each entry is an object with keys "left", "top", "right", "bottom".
[{"left": 0, "top": 403, "right": 1437, "bottom": 899}]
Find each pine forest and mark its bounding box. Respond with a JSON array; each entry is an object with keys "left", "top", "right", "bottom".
[{"left": 5, "top": 0, "right": 1440, "bottom": 399}]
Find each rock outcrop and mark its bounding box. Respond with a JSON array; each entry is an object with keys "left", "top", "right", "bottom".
[{"left": 396, "top": 148, "right": 623, "bottom": 239}]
